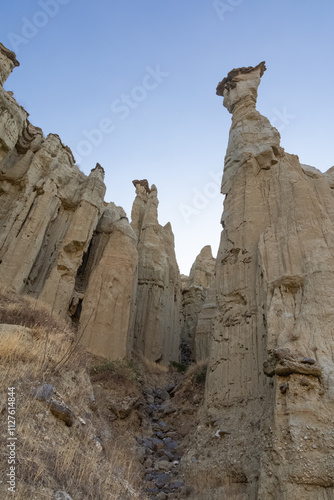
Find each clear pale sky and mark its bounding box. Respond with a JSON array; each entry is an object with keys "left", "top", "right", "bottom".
[{"left": 1, "top": 0, "right": 334, "bottom": 274}]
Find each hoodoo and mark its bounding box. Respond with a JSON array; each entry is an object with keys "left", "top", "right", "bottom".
[{"left": 183, "top": 62, "right": 334, "bottom": 499}]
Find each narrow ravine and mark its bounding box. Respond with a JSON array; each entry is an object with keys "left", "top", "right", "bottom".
[{"left": 137, "top": 380, "right": 187, "bottom": 499}]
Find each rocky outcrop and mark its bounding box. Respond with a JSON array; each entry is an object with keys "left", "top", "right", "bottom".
[
  {"left": 183, "top": 62, "right": 334, "bottom": 499},
  {"left": 0, "top": 43, "right": 19, "bottom": 86},
  {"left": 0, "top": 45, "right": 135, "bottom": 362},
  {"left": 0, "top": 45, "right": 184, "bottom": 365},
  {"left": 131, "top": 181, "right": 181, "bottom": 364},
  {"left": 0, "top": 71, "right": 106, "bottom": 314},
  {"left": 180, "top": 246, "right": 215, "bottom": 363},
  {"left": 75, "top": 203, "right": 138, "bottom": 360},
  {"left": 193, "top": 277, "right": 217, "bottom": 361}
]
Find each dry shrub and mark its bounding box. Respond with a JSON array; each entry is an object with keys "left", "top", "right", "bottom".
[
  {"left": 89, "top": 358, "right": 141, "bottom": 386},
  {"left": 0, "top": 287, "right": 79, "bottom": 385},
  {"left": 176, "top": 359, "right": 209, "bottom": 395},
  {"left": 0, "top": 287, "right": 65, "bottom": 331},
  {"left": 14, "top": 427, "right": 143, "bottom": 500},
  {"left": 138, "top": 355, "right": 169, "bottom": 374},
  {"left": 184, "top": 359, "right": 209, "bottom": 381}
]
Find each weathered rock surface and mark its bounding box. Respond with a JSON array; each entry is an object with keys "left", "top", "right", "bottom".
[
  {"left": 183, "top": 62, "right": 334, "bottom": 499},
  {"left": 0, "top": 45, "right": 182, "bottom": 366},
  {"left": 180, "top": 246, "right": 215, "bottom": 363},
  {"left": 131, "top": 181, "right": 181, "bottom": 363},
  {"left": 194, "top": 277, "right": 217, "bottom": 362},
  {"left": 74, "top": 202, "right": 138, "bottom": 360},
  {"left": 0, "top": 47, "right": 106, "bottom": 312}
]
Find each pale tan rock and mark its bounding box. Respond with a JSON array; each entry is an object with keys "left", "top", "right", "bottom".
[
  {"left": 77, "top": 203, "right": 138, "bottom": 360},
  {"left": 0, "top": 48, "right": 182, "bottom": 367},
  {"left": 131, "top": 181, "right": 181, "bottom": 363},
  {"left": 0, "top": 49, "right": 106, "bottom": 319},
  {"left": 194, "top": 278, "right": 217, "bottom": 361},
  {"left": 0, "top": 45, "right": 28, "bottom": 162},
  {"left": 183, "top": 62, "right": 334, "bottom": 499},
  {"left": 0, "top": 43, "right": 19, "bottom": 85},
  {"left": 180, "top": 246, "right": 215, "bottom": 363}
]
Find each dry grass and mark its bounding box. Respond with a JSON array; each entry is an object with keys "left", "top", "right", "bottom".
[
  {"left": 0, "top": 286, "right": 78, "bottom": 384},
  {"left": 175, "top": 359, "right": 209, "bottom": 395},
  {"left": 89, "top": 358, "right": 141, "bottom": 385},
  {"left": 138, "top": 355, "right": 169, "bottom": 374},
  {"left": 0, "top": 287, "right": 146, "bottom": 500}
]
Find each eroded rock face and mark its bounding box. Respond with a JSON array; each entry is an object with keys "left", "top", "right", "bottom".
[
  {"left": 0, "top": 45, "right": 138, "bottom": 362},
  {"left": 0, "top": 43, "right": 19, "bottom": 85},
  {"left": 75, "top": 203, "right": 138, "bottom": 360},
  {"left": 180, "top": 246, "right": 215, "bottom": 363},
  {"left": 194, "top": 276, "right": 217, "bottom": 362},
  {"left": 131, "top": 181, "right": 181, "bottom": 363},
  {"left": 183, "top": 63, "right": 334, "bottom": 499}
]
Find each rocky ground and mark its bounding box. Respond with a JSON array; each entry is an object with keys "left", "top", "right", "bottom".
[
  {"left": 139, "top": 383, "right": 186, "bottom": 499},
  {"left": 135, "top": 363, "right": 206, "bottom": 499}
]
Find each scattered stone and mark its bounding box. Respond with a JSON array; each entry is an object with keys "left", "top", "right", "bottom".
[
  {"left": 49, "top": 400, "right": 74, "bottom": 427},
  {"left": 170, "top": 480, "right": 185, "bottom": 489},
  {"left": 145, "top": 487, "right": 160, "bottom": 495},
  {"left": 154, "top": 460, "right": 173, "bottom": 472},
  {"left": 93, "top": 437, "right": 103, "bottom": 453},
  {"left": 144, "top": 457, "right": 153, "bottom": 468},
  {"left": 156, "top": 492, "right": 168, "bottom": 500},
  {"left": 54, "top": 492, "right": 73, "bottom": 500},
  {"left": 135, "top": 446, "right": 146, "bottom": 463},
  {"left": 155, "top": 473, "right": 170, "bottom": 489},
  {"left": 166, "top": 383, "right": 176, "bottom": 394},
  {"left": 301, "top": 358, "right": 316, "bottom": 365},
  {"left": 215, "top": 429, "right": 231, "bottom": 438},
  {"left": 164, "top": 407, "right": 177, "bottom": 415},
  {"left": 165, "top": 440, "right": 178, "bottom": 450},
  {"left": 33, "top": 384, "right": 54, "bottom": 402},
  {"left": 108, "top": 395, "right": 139, "bottom": 419},
  {"left": 156, "top": 389, "right": 170, "bottom": 401}
]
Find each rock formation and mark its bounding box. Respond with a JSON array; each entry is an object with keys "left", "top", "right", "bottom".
[
  {"left": 0, "top": 45, "right": 180, "bottom": 364},
  {"left": 180, "top": 245, "right": 215, "bottom": 363},
  {"left": 182, "top": 62, "right": 334, "bottom": 499},
  {"left": 131, "top": 180, "right": 181, "bottom": 363},
  {"left": 193, "top": 276, "right": 217, "bottom": 362},
  {"left": 75, "top": 203, "right": 138, "bottom": 360}
]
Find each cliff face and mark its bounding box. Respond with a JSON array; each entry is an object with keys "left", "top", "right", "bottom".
[
  {"left": 180, "top": 245, "right": 215, "bottom": 363},
  {"left": 75, "top": 203, "right": 138, "bottom": 360},
  {"left": 131, "top": 181, "right": 181, "bottom": 363},
  {"left": 182, "top": 63, "right": 334, "bottom": 499},
  {"left": 0, "top": 45, "right": 180, "bottom": 365}
]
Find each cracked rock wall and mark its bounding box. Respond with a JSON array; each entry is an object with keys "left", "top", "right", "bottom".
[{"left": 183, "top": 62, "right": 334, "bottom": 499}]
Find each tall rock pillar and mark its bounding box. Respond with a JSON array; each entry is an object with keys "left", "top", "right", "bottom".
[
  {"left": 131, "top": 180, "right": 181, "bottom": 363},
  {"left": 183, "top": 63, "right": 334, "bottom": 499}
]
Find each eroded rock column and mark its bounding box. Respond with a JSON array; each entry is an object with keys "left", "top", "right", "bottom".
[
  {"left": 183, "top": 63, "right": 334, "bottom": 499},
  {"left": 76, "top": 203, "right": 138, "bottom": 360},
  {"left": 131, "top": 180, "right": 181, "bottom": 364}
]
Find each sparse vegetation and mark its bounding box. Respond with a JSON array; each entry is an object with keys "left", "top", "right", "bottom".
[
  {"left": 170, "top": 360, "right": 188, "bottom": 373},
  {"left": 0, "top": 287, "right": 146, "bottom": 499},
  {"left": 89, "top": 358, "right": 141, "bottom": 385}
]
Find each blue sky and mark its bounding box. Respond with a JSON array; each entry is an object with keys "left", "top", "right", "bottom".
[{"left": 1, "top": 0, "right": 334, "bottom": 274}]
